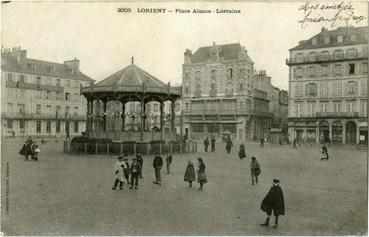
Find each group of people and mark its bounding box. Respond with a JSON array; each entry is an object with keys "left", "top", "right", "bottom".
[
  {"left": 19, "top": 136, "right": 40, "bottom": 161},
  {"left": 113, "top": 153, "right": 208, "bottom": 191},
  {"left": 203, "top": 136, "right": 216, "bottom": 152}
]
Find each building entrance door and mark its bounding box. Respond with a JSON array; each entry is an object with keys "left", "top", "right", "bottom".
[
  {"left": 319, "top": 121, "right": 329, "bottom": 143},
  {"left": 332, "top": 121, "right": 343, "bottom": 144},
  {"left": 345, "top": 121, "right": 357, "bottom": 144}
]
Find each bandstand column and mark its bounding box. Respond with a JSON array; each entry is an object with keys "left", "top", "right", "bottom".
[
  {"left": 140, "top": 100, "right": 145, "bottom": 141},
  {"left": 171, "top": 101, "right": 175, "bottom": 132},
  {"left": 86, "top": 99, "right": 91, "bottom": 135},
  {"left": 103, "top": 101, "right": 107, "bottom": 132},
  {"left": 160, "top": 101, "right": 164, "bottom": 140},
  {"left": 121, "top": 102, "right": 126, "bottom": 131}
]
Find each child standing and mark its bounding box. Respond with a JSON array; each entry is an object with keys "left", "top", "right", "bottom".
[
  {"left": 112, "top": 156, "right": 125, "bottom": 190},
  {"left": 184, "top": 161, "right": 196, "bottom": 187},
  {"left": 31, "top": 144, "right": 40, "bottom": 161},
  {"left": 130, "top": 158, "right": 141, "bottom": 189},
  {"left": 166, "top": 154, "right": 172, "bottom": 174}
]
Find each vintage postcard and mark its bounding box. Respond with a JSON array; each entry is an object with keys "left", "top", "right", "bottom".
[{"left": 1, "top": 0, "right": 368, "bottom": 235}]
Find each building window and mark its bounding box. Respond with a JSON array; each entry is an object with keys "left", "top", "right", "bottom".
[
  {"left": 337, "top": 35, "right": 343, "bottom": 43},
  {"left": 185, "top": 103, "right": 189, "bottom": 110},
  {"left": 333, "top": 81, "right": 342, "bottom": 96},
  {"left": 46, "top": 105, "right": 52, "bottom": 115},
  {"left": 320, "top": 82, "right": 329, "bottom": 97},
  {"left": 19, "top": 120, "right": 24, "bottom": 130},
  {"left": 362, "top": 63, "right": 368, "bottom": 74},
  {"left": 7, "top": 73, "right": 13, "bottom": 82},
  {"left": 306, "top": 83, "right": 317, "bottom": 97},
  {"left": 319, "top": 102, "right": 328, "bottom": 113},
  {"left": 294, "top": 83, "right": 303, "bottom": 97},
  {"left": 56, "top": 106, "right": 61, "bottom": 118},
  {"left": 320, "top": 51, "right": 329, "bottom": 60},
  {"left": 361, "top": 79, "right": 367, "bottom": 95},
  {"left": 333, "top": 101, "right": 341, "bottom": 113},
  {"left": 346, "top": 101, "right": 356, "bottom": 112},
  {"left": 321, "top": 65, "right": 329, "bottom": 76},
  {"left": 295, "top": 102, "right": 303, "bottom": 117},
  {"left": 46, "top": 121, "right": 51, "bottom": 133},
  {"left": 56, "top": 79, "right": 61, "bottom": 87},
  {"left": 36, "top": 77, "right": 41, "bottom": 85},
  {"left": 36, "top": 120, "right": 41, "bottom": 133},
  {"left": 47, "top": 66, "right": 55, "bottom": 73},
  {"left": 65, "top": 92, "right": 70, "bottom": 101},
  {"left": 65, "top": 106, "right": 70, "bottom": 116},
  {"left": 56, "top": 121, "right": 61, "bottom": 133},
  {"left": 312, "top": 37, "right": 317, "bottom": 45},
  {"left": 73, "top": 107, "right": 78, "bottom": 116},
  {"left": 66, "top": 80, "right": 70, "bottom": 87},
  {"left": 7, "top": 103, "right": 13, "bottom": 113},
  {"left": 153, "top": 104, "right": 159, "bottom": 112},
  {"left": 18, "top": 104, "right": 25, "bottom": 114},
  {"left": 295, "top": 67, "right": 303, "bottom": 79},
  {"left": 36, "top": 104, "right": 41, "bottom": 114},
  {"left": 307, "top": 66, "right": 316, "bottom": 77},
  {"left": 75, "top": 81, "right": 79, "bottom": 88},
  {"left": 345, "top": 81, "right": 358, "bottom": 95},
  {"left": 194, "top": 71, "right": 201, "bottom": 97},
  {"left": 324, "top": 37, "right": 330, "bottom": 44},
  {"left": 334, "top": 50, "right": 343, "bottom": 59},
  {"left": 27, "top": 63, "right": 36, "bottom": 70},
  {"left": 227, "top": 68, "right": 233, "bottom": 79},
  {"left": 351, "top": 34, "right": 357, "bottom": 42},
  {"left": 7, "top": 120, "right": 13, "bottom": 129},
  {"left": 308, "top": 52, "right": 316, "bottom": 61},
  {"left": 74, "top": 122, "right": 79, "bottom": 133},
  {"left": 19, "top": 75, "right": 25, "bottom": 83},
  {"left": 192, "top": 123, "right": 204, "bottom": 133},
  {"left": 360, "top": 100, "right": 367, "bottom": 116},
  {"left": 349, "top": 64, "right": 355, "bottom": 75},
  {"left": 307, "top": 102, "right": 316, "bottom": 117},
  {"left": 335, "top": 64, "right": 342, "bottom": 75}
]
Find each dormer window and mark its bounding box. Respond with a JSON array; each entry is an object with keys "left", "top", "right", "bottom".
[
  {"left": 68, "top": 68, "right": 73, "bottom": 74},
  {"left": 27, "top": 63, "right": 36, "bottom": 70},
  {"left": 324, "top": 37, "right": 330, "bottom": 44},
  {"left": 47, "top": 66, "right": 55, "bottom": 73},
  {"left": 351, "top": 34, "right": 357, "bottom": 42},
  {"left": 312, "top": 38, "right": 317, "bottom": 45},
  {"left": 337, "top": 35, "right": 343, "bottom": 43}
]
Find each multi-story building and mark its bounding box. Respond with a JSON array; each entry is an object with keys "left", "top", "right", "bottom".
[
  {"left": 1, "top": 47, "right": 94, "bottom": 138},
  {"left": 286, "top": 26, "right": 368, "bottom": 144},
  {"left": 279, "top": 90, "right": 289, "bottom": 131},
  {"left": 182, "top": 42, "right": 274, "bottom": 141}
]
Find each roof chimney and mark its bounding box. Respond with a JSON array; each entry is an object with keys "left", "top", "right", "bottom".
[{"left": 131, "top": 56, "right": 134, "bottom": 65}]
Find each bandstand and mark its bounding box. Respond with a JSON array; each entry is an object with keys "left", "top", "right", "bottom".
[{"left": 80, "top": 58, "right": 182, "bottom": 142}]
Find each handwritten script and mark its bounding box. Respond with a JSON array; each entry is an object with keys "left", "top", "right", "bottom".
[{"left": 297, "top": 1, "right": 366, "bottom": 28}]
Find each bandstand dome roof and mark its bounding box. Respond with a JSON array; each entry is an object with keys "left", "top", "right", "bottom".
[{"left": 81, "top": 58, "right": 181, "bottom": 98}]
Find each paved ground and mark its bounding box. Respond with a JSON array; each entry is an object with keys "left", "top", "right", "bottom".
[{"left": 1, "top": 138, "right": 367, "bottom": 235}]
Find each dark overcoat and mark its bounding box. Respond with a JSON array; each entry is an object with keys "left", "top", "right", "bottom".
[
  {"left": 261, "top": 185, "right": 285, "bottom": 216},
  {"left": 226, "top": 140, "right": 233, "bottom": 150},
  {"left": 184, "top": 163, "right": 196, "bottom": 182},
  {"left": 238, "top": 145, "right": 246, "bottom": 158}
]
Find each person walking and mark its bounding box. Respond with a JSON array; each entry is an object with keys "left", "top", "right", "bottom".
[
  {"left": 31, "top": 144, "right": 40, "bottom": 161},
  {"left": 136, "top": 152, "right": 144, "bottom": 178},
  {"left": 204, "top": 137, "right": 209, "bottom": 152},
  {"left": 250, "top": 157, "right": 261, "bottom": 185},
  {"left": 211, "top": 136, "right": 216, "bottom": 152},
  {"left": 184, "top": 160, "right": 196, "bottom": 187},
  {"left": 19, "top": 137, "right": 33, "bottom": 161},
  {"left": 260, "top": 179, "right": 285, "bottom": 228},
  {"left": 123, "top": 156, "right": 131, "bottom": 185},
  {"left": 153, "top": 155, "right": 163, "bottom": 185},
  {"left": 260, "top": 137, "right": 264, "bottom": 148},
  {"left": 112, "top": 156, "right": 125, "bottom": 190},
  {"left": 225, "top": 138, "right": 233, "bottom": 154},
  {"left": 130, "top": 158, "right": 141, "bottom": 189},
  {"left": 320, "top": 144, "right": 329, "bottom": 160},
  {"left": 166, "top": 154, "right": 172, "bottom": 174},
  {"left": 238, "top": 143, "right": 246, "bottom": 159},
  {"left": 197, "top": 158, "right": 207, "bottom": 191}
]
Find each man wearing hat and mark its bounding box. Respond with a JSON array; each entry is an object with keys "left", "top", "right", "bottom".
[
  {"left": 250, "top": 157, "right": 261, "bottom": 185},
  {"left": 153, "top": 155, "right": 163, "bottom": 185},
  {"left": 112, "top": 156, "right": 126, "bottom": 190},
  {"left": 260, "top": 179, "right": 285, "bottom": 228},
  {"left": 130, "top": 158, "right": 141, "bottom": 189}
]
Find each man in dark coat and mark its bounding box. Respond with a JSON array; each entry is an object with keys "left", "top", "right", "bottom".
[
  {"left": 210, "top": 136, "right": 216, "bottom": 152},
  {"left": 203, "top": 137, "right": 209, "bottom": 152},
  {"left": 153, "top": 155, "right": 163, "bottom": 185},
  {"left": 260, "top": 179, "right": 285, "bottom": 228},
  {"left": 136, "top": 152, "right": 144, "bottom": 178},
  {"left": 225, "top": 138, "right": 233, "bottom": 154}
]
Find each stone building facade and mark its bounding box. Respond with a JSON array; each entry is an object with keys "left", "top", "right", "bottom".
[
  {"left": 1, "top": 47, "right": 93, "bottom": 138},
  {"left": 182, "top": 42, "right": 275, "bottom": 141},
  {"left": 287, "top": 26, "right": 368, "bottom": 144}
]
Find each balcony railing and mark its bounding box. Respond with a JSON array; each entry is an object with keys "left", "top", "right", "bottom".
[
  {"left": 1, "top": 112, "right": 86, "bottom": 120},
  {"left": 286, "top": 52, "right": 368, "bottom": 65},
  {"left": 316, "top": 112, "right": 359, "bottom": 118},
  {"left": 5, "top": 81, "right": 64, "bottom": 92}
]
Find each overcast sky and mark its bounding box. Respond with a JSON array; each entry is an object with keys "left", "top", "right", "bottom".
[{"left": 2, "top": 1, "right": 368, "bottom": 90}]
